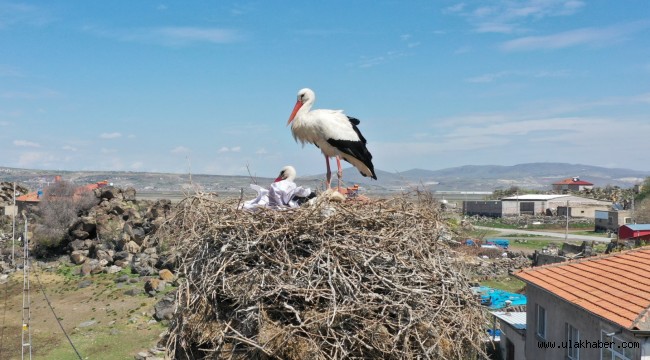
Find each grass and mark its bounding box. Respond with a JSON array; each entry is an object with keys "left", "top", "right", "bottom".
[
  {"left": 508, "top": 239, "right": 557, "bottom": 251},
  {"left": 0, "top": 264, "right": 168, "bottom": 360},
  {"left": 480, "top": 276, "right": 526, "bottom": 293},
  {"left": 40, "top": 322, "right": 166, "bottom": 360}
]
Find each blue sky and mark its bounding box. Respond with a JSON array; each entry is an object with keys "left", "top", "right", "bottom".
[{"left": 1, "top": 1, "right": 649, "bottom": 178}]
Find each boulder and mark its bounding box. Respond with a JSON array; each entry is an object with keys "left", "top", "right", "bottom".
[
  {"left": 144, "top": 278, "right": 166, "bottom": 294},
  {"left": 153, "top": 294, "right": 175, "bottom": 321},
  {"left": 124, "top": 241, "right": 141, "bottom": 254},
  {"left": 158, "top": 269, "right": 174, "bottom": 281},
  {"left": 70, "top": 251, "right": 87, "bottom": 265},
  {"left": 123, "top": 187, "right": 136, "bottom": 201},
  {"left": 71, "top": 229, "right": 90, "bottom": 240}
]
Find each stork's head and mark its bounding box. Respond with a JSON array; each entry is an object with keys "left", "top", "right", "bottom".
[
  {"left": 274, "top": 165, "right": 297, "bottom": 182},
  {"left": 287, "top": 88, "right": 315, "bottom": 125}
]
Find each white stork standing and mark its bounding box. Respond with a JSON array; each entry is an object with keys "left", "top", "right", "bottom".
[{"left": 287, "top": 88, "right": 377, "bottom": 191}]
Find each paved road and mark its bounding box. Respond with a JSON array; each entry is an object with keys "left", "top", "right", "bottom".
[{"left": 475, "top": 226, "right": 613, "bottom": 243}]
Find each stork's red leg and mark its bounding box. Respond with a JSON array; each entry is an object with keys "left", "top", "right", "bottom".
[
  {"left": 336, "top": 156, "right": 343, "bottom": 193},
  {"left": 325, "top": 155, "right": 332, "bottom": 189}
]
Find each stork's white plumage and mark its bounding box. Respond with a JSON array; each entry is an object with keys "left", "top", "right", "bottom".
[{"left": 287, "top": 88, "right": 376, "bottom": 190}]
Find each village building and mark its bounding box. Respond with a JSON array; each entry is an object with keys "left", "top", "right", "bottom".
[
  {"left": 619, "top": 224, "right": 650, "bottom": 242},
  {"left": 515, "top": 247, "right": 650, "bottom": 360},
  {"left": 14, "top": 177, "right": 108, "bottom": 213},
  {"left": 595, "top": 209, "right": 634, "bottom": 233},
  {"left": 464, "top": 194, "right": 611, "bottom": 218},
  {"left": 552, "top": 177, "right": 594, "bottom": 192},
  {"left": 492, "top": 311, "right": 527, "bottom": 360}
]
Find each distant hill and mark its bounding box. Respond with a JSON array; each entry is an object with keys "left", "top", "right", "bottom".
[
  {"left": 1, "top": 162, "right": 648, "bottom": 194},
  {"left": 313, "top": 162, "right": 650, "bottom": 192}
]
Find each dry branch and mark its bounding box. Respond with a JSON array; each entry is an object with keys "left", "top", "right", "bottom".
[{"left": 155, "top": 192, "right": 488, "bottom": 359}]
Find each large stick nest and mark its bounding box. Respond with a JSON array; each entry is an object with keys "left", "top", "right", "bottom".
[{"left": 155, "top": 192, "right": 488, "bottom": 359}]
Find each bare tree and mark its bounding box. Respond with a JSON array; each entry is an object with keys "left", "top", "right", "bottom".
[
  {"left": 33, "top": 180, "right": 98, "bottom": 249},
  {"left": 635, "top": 197, "right": 650, "bottom": 224}
]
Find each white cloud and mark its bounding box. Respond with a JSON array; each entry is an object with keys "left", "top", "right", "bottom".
[
  {"left": 100, "top": 132, "right": 122, "bottom": 139},
  {"left": 446, "top": 0, "right": 586, "bottom": 34},
  {"left": 218, "top": 146, "right": 241, "bottom": 153},
  {"left": 501, "top": 22, "right": 650, "bottom": 51},
  {"left": 86, "top": 26, "right": 244, "bottom": 46},
  {"left": 130, "top": 161, "right": 144, "bottom": 169},
  {"left": 18, "top": 152, "right": 57, "bottom": 167},
  {"left": 171, "top": 146, "right": 190, "bottom": 154},
  {"left": 101, "top": 148, "right": 117, "bottom": 154},
  {"left": 13, "top": 139, "right": 40, "bottom": 147},
  {"left": 62, "top": 145, "right": 77, "bottom": 151},
  {"left": 0, "top": 120, "right": 9, "bottom": 126},
  {"left": 465, "top": 69, "right": 570, "bottom": 83},
  {"left": 255, "top": 148, "right": 268, "bottom": 155}
]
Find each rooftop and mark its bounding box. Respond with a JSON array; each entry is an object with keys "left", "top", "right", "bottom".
[
  {"left": 502, "top": 194, "right": 569, "bottom": 201},
  {"left": 515, "top": 246, "right": 650, "bottom": 330},
  {"left": 491, "top": 311, "right": 527, "bottom": 330},
  {"left": 553, "top": 177, "right": 594, "bottom": 186},
  {"left": 622, "top": 224, "right": 650, "bottom": 232}
]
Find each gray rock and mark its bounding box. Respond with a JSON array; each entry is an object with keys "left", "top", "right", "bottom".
[
  {"left": 154, "top": 297, "right": 175, "bottom": 321},
  {"left": 124, "top": 288, "right": 143, "bottom": 296}
]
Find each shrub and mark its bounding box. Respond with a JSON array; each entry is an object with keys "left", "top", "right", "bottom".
[{"left": 33, "top": 180, "right": 99, "bottom": 251}]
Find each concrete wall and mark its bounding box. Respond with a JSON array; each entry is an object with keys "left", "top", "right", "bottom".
[
  {"left": 502, "top": 201, "right": 542, "bottom": 216},
  {"left": 557, "top": 204, "right": 610, "bottom": 218},
  {"left": 498, "top": 321, "right": 526, "bottom": 360},
  {"left": 525, "top": 284, "right": 641, "bottom": 360},
  {"left": 595, "top": 210, "right": 632, "bottom": 232},
  {"left": 463, "top": 200, "right": 502, "bottom": 217},
  {"left": 3, "top": 205, "right": 17, "bottom": 216}
]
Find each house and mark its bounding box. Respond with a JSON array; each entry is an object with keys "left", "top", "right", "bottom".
[
  {"left": 595, "top": 210, "right": 634, "bottom": 233},
  {"left": 492, "top": 311, "right": 527, "bottom": 360},
  {"left": 619, "top": 224, "right": 650, "bottom": 242},
  {"left": 501, "top": 194, "right": 610, "bottom": 218},
  {"left": 552, "top": 177, "right": 594, "bottom": 192},
  {"left": 14, "top": 178, "right": 108, "bottom": 212},
  {"left": 515, "top": 247, "right": 650, "bottom": 360}
]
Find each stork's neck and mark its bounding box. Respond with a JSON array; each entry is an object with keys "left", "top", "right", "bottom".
[{"left": 296, "top": 99, "right": 313, "bottom": 120}]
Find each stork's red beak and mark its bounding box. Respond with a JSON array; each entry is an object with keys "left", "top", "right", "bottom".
[{"left": 287, "top": 100, "right": 302, "bottom": 125}]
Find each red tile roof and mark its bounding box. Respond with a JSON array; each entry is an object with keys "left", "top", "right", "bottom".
[
  {"left": 15, "top": 192, "right": 41, "bottom": 202},
  {"left": 515, "top": 247, "right": 650, "bottom": 330},
  {"left": 553, "top": 177, "right": 593, "bottom": 185},
  {"left": 15, "top": 181, "right": 108, "bottom": 203}
]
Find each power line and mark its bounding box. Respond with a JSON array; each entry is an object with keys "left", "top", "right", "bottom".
[
  {"left": 0, "top": 276, "right": 9, "bottom": 360},
  {"left": 21, "top": 213, "right": 32, "bottom": 360},
  {"left": 32, "top": 268, "right": 83, "bottom": 360}
]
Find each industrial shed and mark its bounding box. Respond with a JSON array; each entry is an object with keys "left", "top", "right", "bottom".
[
  {"left": 501, "top": 194, "right": 610, "bottom": 217},
  {"left": 619, "top": 224, "right": 650, "bottom": 241}
]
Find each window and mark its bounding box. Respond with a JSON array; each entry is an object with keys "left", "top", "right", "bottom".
[
  {"left": 567, "top": 324, "right": 579, "bottom": 360},
  {"left": 600, "top": 331, "right": 634, "bottom": 360},
  {"left": 536, "top": 304, "right": 546, "bottom": 339}
]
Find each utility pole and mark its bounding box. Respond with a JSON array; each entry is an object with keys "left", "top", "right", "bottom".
[
  {"left": 21, "top": 212, "right": 33, "bottom": 359},
  {"left": 565, "top": 200, "right": 570, "bottom": 242},
  {"left": 12, "top": 182, "right": 16, "bottom": 265}
]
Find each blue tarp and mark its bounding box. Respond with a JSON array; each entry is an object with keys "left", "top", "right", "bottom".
[
  {"left": 485, "top": 238, "right": 510, "bottom": 249},
  {"left": 473, "top": 286, "right": 526, "bottom": 309}
]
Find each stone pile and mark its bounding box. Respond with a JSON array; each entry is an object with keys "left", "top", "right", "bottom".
[
  {"left": 0, "top": 182, "right": 28, "bottom": 205},
  {"left": 65, "top": 186, "right": 174, "bottom": 277}
]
